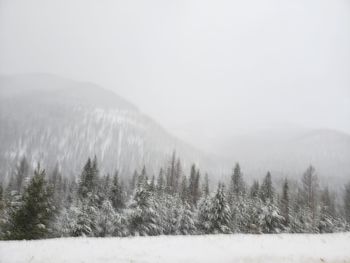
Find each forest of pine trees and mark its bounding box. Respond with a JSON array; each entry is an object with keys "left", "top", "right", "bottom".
[{"left": 0, "top": 154, "right": 349, "bottom": 240}]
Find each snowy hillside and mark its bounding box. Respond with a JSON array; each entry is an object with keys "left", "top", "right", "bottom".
[
  {"left": 1, "top": 233, "right": 349, "bottom": 263},
  {"left": 1, "top": 74, "right": 349, "bottom": 186},
  {"left": 0, "top": 74, "right": 215, "bottom": 180}
]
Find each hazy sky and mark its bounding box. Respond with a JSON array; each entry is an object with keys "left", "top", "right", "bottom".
[{"left": 1, "top": 0, "right": 349, "bottom": 148}]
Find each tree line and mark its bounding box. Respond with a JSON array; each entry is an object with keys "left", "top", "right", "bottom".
[{"left": 0, "top": 152, "right": 349, "bottom": 240}]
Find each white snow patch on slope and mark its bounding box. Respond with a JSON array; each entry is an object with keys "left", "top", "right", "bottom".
[{"left": 0, "top": 233, "right": 349, "bottom": 263}]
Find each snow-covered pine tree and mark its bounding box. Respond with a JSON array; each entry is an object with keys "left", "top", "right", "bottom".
[
  {"left": 228, "top": 164, "right": 248, "bottom": 233},
  {"left": 0, "top": 184, "right": 6, "bottom": 238},
  {"left": 229, "top": 163, "right": 245, "bottom": 203},
  {"left": 250, "top": 180, "right": 260, "bottom": 199},
  {"left": 165, "top": 151, "right": 179, "bottom": 194},
  {"left": 180, "top": 176, "right": 189, "bottom": 203},
  {"left": 149, "top": 175, "right": 156, "bottom": 192},
  {"left": 230, "top": 194, "right": 250, "bottom": 233},
  {"left": 129, "top": 170, "right": 138, "bottom": 194},
  {"left": 8, "top": 164, "right": 56, "bottom": 239},
  {"left": 14, "top": 156, "right": 30, "bottom": 193},
  {"left": 138, "top": 165, "right": 147, "bottom": 188},
  {"left": 71, "top": 199, "right": 98, "bottom": 237},
  {"left": 158, "top": 193, "right": 182, "bottom": 235},
  {"left": 179, "top": 202, "right": 197, "bottom": 235},
  {"left": 156, "top": 168, "right": 165, "bottom": 195},
  {"left": 78, "top": 158, "right": 98, "bottom": 199},
  {"left": 258, "top": 202, "right": 285, "bottom": 234},
  {"left": 0, "top": 184, "right": 4, "bottom": 215},
  {"left": 188, "top": 165, "right": 196, "bottom": 203},
  {"left": 208, "top": 183, "right": 232, "bottom": 234},
  {"left": 203, "top": 173, "right": 210, "bottom": 197},
  {"left": 174, "top": 158, "right": 182, "bottom": 194},
  {"left": 260, "top": 171, "right": 274, "bottom": 203},
  {"left": 49, "top": 164, "right": 64, "bottom": 213},
  {"left": 197, "top": 195, "right": 212, "bottom": 234},
  {"left": 344, "top": 182, "right": 350, "bottom": 225},
  {"left": 96, "top": 200, "right": 117, "bottom": 237},
  {"left": 129, "top": 185, "right": 162, "bottom": 236},
  {"left": 300, "top": 166, "right": 320, "bottom": 232},
  {"left": 280, "top": 179, "right": 290, "bottom": 228},
  {"left": 245, "top": 197, "right": 263, "bottom": 234},
  {"left": 188, "top": 164, "right": 201, "bottom": 207},
  {"left": 110, "top": 171, "right": 125, "bottom": 210}
]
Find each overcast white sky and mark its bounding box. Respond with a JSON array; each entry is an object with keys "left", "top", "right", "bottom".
[{"left": 1, "top": 0, "right": 349, "bottom": 147}]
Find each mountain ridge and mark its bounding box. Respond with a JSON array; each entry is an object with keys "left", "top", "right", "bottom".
[{"left": 0, "top": 74, "right": 217, "bottom": 181}]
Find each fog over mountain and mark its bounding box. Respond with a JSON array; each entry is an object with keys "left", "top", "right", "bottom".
[
  {"left": 0, "top": 0, "right": 349, "bottom": 188},
  {"left": 0, "top": 74, "right": 219, "bottom": 181},
  {"left": 215, "top": 128, "right": 350, "bottom": 188},
  {"left": 1, "top": 0, "right": 349, "bottom": 147},
  {"left": 0, "top": 74, "right": 349, "bottom": 189}
]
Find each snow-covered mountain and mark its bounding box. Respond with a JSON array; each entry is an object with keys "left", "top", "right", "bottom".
[
  {"left": 0, "top": 74, "right": 349, "bottom": 187},
  {"left": 0, "top": 74, "right": 216, "bottom": 180}
]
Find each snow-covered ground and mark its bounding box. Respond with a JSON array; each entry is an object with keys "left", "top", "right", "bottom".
[{"left": 1, "top": 233, "right": 349, "bottom": 263}]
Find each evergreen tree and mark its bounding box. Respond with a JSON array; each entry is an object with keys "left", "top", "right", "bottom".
[
  {"left": 208, "top": 184, "right": 231, "bottom": 234},
  {"left": 229, "top": 163, "right": 245, "bottom": 202},
  {"left": 318, "top": 187, "right": 336, "bottom": 233},
  {"left": 157, "top": 194, "right": 181, "bottom": 235},
  {"left": 230, "top": 194, "right": 250, "bottom": 233},
  {"left": 0, "top": 184, "right": 6, "bottom": 238},
  {"left": 259, "top": 202, "right": 284, "bottom": 233},
  {"left": 165, "top": 151, "right": 182, "bottom": 194},
  {"left": 197, "top": 196, "right": 212, "bottom": 234},
  {"left": 0, "top": 184, "right": 4, "bottom": 213},
  {"left": 130, "top": 170, "right": 138, "bottom": 194},
  {"left": 50, "top": 164, "right": 63, "bottom": 208},
  {"left": 78, "top": 158, "right": 98, "bottom": 199},
  {"left": 280, "top": 179, "right": 290, "bottom": 227},
  {"left": 344, "top": 183, "right": 350, "bottom": 224},
  {"left": 129, "top": 185, "right": 161, "bottom": 236},
  {"left": 102, "top": 174, "right": 111, "bottom": 196},
  {"left": 96, "top": 200, "right": 117, "bottom": 237},
  {"left": 174, "top": 158, "right": 182, "bottom": 194},
  {"left": 149, "top": 175, "right": 156, "bottom": 192},
  {"left": 260, "top": 171, "right": 274, "bottom": 203},
  {"left": 156, "top": 168, "right": 165, "bottom": 194},
  {"left": 301, "top": 166, "right": 319, "bottom": 227},
  {"left": 189, "top": 164, "right": 201, "bottom": 206},
  {"left": 180, "top": 176, "right": 189, "bottom": 203},
  {"left": 139, "top": 165, "right": 147, "bottom": 187},
  {"left": 194, "top": 169, "right": 201, "bottom": 206},
  {"left": 250, "top": 180, "right": 260, "bottom": 199},
  {"left": 179, "top": 202, "right": 197, "bottom": 235},
  {"left": 110, "top": 171, "right": 125, "bottom": 210},
  {"left": 245, "top": 198, "right": 263, "bottom": 234},
  {"left": 72, "top": 200, "right": 98, "bottom": 237},
  {"left": 8, "top": 164, "right": 55, "bottom": 239},
  {"left": 14, "top": 156, "right": 30, "bottom": 193},
  {"left": 203, "top": 173, "right": 210, "bottom": 197}
]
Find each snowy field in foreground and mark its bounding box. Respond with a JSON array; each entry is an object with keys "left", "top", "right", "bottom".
[{"left": 1, "top": 233, "right": 350, "bottom": 263}]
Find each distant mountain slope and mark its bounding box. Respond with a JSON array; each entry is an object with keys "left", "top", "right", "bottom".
[
  {"left": 0, "top": 74, "right": 215, "bottom": 180},
  {"left": 216, "top": 128, "right": 350, "bottom": 186},
  {"left": 1, "top": 74, "right": 349, "bottom": 187}
]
